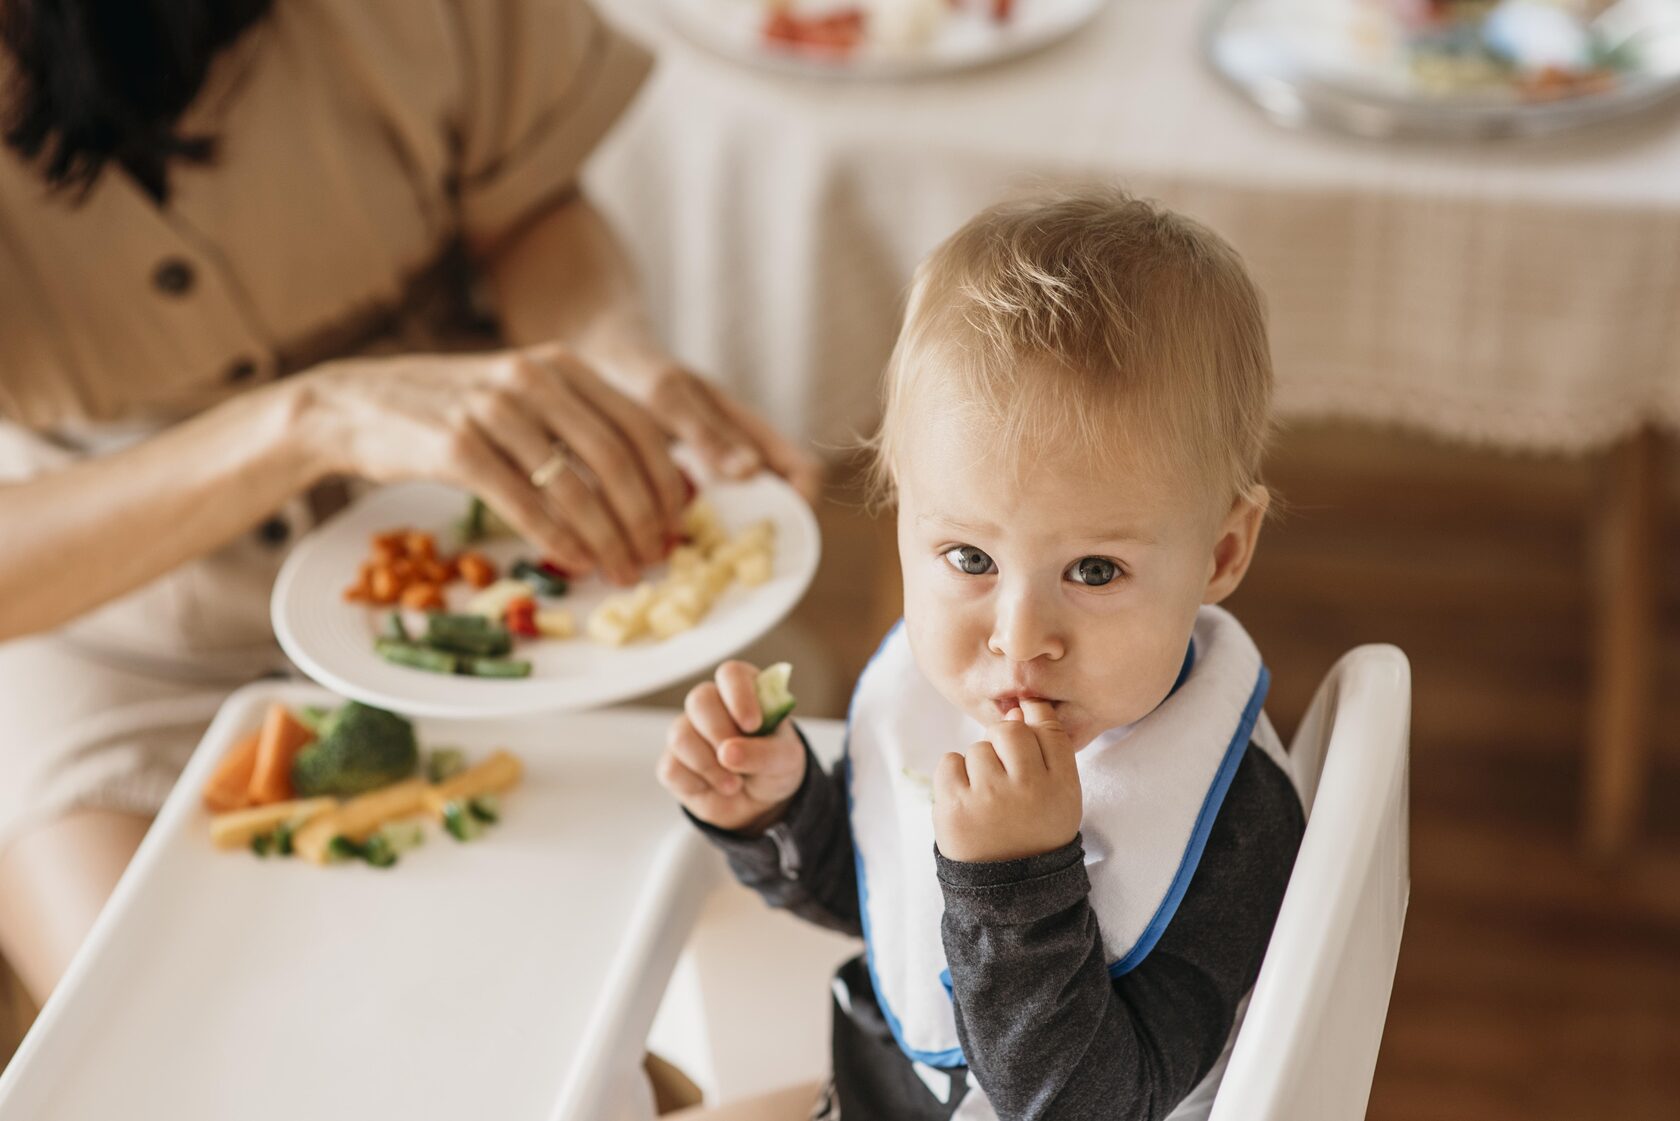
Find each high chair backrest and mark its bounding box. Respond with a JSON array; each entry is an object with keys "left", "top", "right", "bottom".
[{"left": 1208, "top": 645, "right": 1412, "bottom": 1121}]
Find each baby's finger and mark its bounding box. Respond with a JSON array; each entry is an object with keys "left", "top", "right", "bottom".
[
  {"left": 667, "top": 716, "right": 741, "bottom": 796},
  {"left": 962, "top": 739, "right": 1005, "bottom": 784},
  {"left": 656, "top": 750, "right": 713, "bottom": 801},
  {"left": 715, "top": 660, "right": 765, "bottom": 734},
  {"left": 990, "top": 719, "right": 1048, "bottom": 776},
  {"left": 1018, "top": 699, "right": 1075, "bottom": 771},
  {"left": 717, "top": 735, "right": 801, "bottom": 778},
  {"left": 935, "top": 750, "right": 970, "bottom": 795},
  {"left": 685, "top": 680, "right": 745, "bottom": 748}
]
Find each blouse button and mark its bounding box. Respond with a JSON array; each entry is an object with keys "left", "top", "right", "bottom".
[
  {"left": 152, "top": 257, "right": 195, "bottom": 296},
  {"left": 224, "top": 357, "right": 259, "bottom": 384},
  {"left": 256, "top": 516, "right": 291, "bottom": 547}
]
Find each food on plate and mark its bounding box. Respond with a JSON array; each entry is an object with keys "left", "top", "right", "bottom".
[
  {"left": 586, "top": 505, "right": 777, "bottom": 646},
  {"left": 290, "top": 701, "right": 420, "bottom": 798},
  {"left": 753, "top": 662, "right": 798, "bottom": 735},
  {"left": 762, "top": 0, "right": 1020, "bottom": 59},
  {"left": 343, "top": 527, "right": 493, "bottom": 606},
  {"left": 511, "top": 558, "right": 570, "bottom": 597},
  {"left": 373, "top": 611, "right": 535, "bottom": 678},
  {"left": 466, "top": 578, "right": 544, "bottom": 621},
  {"left": 535, "top": 607, "right": 576, "bottom": 639}
]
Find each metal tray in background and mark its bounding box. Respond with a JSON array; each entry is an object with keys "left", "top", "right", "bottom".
[{"left": 1203, "top": 0, "right": 1680, "bottom": 140}]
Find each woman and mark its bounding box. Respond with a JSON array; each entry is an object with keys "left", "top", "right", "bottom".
[{"left": 0, "top": 0, "right": 819, "bottom": 1005}]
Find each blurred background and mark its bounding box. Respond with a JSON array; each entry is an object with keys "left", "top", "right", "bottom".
[{"left": 4, "top": 1, "right": 1678, "bottom": 1117}]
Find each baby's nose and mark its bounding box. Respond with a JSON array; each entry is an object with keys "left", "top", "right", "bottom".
[{"left": 987, "top": 592, "right": 1065, "bottom": 663}]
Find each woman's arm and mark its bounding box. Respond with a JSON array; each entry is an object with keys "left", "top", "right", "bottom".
[
  {"left": 0, "top": 340, "right": 693, "bottom": 644},
  {"left": 0, "top": 379, "right": 320, "bottom": 643},
  {"left": 481, "top": 190, "right": 822, "bottom": 501}
]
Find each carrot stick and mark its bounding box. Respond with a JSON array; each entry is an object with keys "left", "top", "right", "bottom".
[
  {"left": 202, "top": 730, "right": 262, "bottom": 813},
  {"left": 246, "top": 704, "right": 316, "bottom": 806}
]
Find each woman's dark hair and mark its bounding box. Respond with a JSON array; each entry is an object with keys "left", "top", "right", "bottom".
[{"left": 1, "top": 0, "right": 271, "bottom": 201}]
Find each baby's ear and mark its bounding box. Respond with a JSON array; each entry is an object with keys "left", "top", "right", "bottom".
[{"left": 1201, "top": 486, "right": 1269, "bottom": 605}]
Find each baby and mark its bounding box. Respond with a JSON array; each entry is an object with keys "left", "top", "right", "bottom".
[{"left": 658, "top": 187, "right": 1306, "bottom": 1121}]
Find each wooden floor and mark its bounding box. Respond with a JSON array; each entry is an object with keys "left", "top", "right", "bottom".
[{"left": 5, "top": 422, "right": 1678, "bottom": 1116}]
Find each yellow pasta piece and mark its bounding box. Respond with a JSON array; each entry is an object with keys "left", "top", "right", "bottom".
[
  {"left": 423, "top": 750, "right": 523, "bottom": 816},
  {"left": 669, "top": 544, "right": 705, "bottom": 576},
  {"left": 535, "top": 607, "right": 575, "bottom": 639},
  {"left": 736, "top": 520, "right": 775, "bottom": 550},
  {"left": 209, "top": 797, "right": 337, "bottom": 851},
  {"left": 697, "top": 558, "right": 736, "bottom": 599},
  {"left": 587, "top": 603, "right": 638, "bottom": 646},
  {"left": 293, "top": 779, "right": 430, "bottom": 865},
  {"left": 734, "top": 548, "right": 773, "bottom": 587},
  {"left": 648, "top": 597, "right": 700, "bottom": 639},
  {"left": 659, "top": 580, "right": 712, "bottom": 616}
]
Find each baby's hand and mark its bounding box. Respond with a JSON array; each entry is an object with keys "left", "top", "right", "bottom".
[
  {"left": 657, "top": 660, "right": 807, "bottom": 834},
  {"left": 934, "top": 699, "right": 1083, "bottom": 863}
]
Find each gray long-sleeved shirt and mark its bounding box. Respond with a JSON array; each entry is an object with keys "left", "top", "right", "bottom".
[{"left": 689, "top": 732, "right": 1304, "bottom": 1120}]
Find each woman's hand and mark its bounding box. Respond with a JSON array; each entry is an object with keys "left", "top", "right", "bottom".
[
  {"left": 635, "top": 364, "right": 824, "bottom": 505},
  {"left": 302, "top": 344, "right": 687, "bottom": 584},
  {"left": 657, "top": 660, "right": 808, "bottom": 835}
]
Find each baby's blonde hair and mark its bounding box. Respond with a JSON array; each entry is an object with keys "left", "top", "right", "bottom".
[{"left": 870, "top": 186, "right": 1273, "bottom": 512}]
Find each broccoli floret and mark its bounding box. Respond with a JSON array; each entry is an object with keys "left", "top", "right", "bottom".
[{"left": 290, "top": 701, "right": 419, "bottom": 797}]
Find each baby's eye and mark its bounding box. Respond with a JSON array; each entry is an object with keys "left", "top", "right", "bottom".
[
  {"left": 942, "top": 545, "right": 996, "bottom": 576},
  {"left": 1068, "top": 556, "right": 1121, "bottom": 587}
]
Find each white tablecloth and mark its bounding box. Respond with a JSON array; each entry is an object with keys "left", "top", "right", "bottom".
[{"left": 585, "top": 0, "right": 1680, "bottom": 456}]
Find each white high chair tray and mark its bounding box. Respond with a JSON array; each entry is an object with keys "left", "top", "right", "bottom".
[{"left": 0, "top": 685, "right": 721, "bottom": 1121}]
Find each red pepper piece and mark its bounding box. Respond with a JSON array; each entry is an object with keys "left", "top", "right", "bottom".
[{"left": 505, "top": 596, "right": 539, "bottom": 638}]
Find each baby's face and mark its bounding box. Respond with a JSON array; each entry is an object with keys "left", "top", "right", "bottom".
[{"left": 896, "top": 406, "right": 1253, "bottom": 751}]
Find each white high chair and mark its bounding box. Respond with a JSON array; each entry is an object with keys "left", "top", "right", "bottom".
[
  {"left": 653, "top": 645, "right": 1412, "bottom": 1118},
  {"left": 1208, "top": 644, "right": 1412, "bottom": 1120}
]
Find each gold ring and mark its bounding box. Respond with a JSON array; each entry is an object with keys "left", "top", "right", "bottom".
[{"left": 530, "top": 442, "right": 572, "bottom": 489}]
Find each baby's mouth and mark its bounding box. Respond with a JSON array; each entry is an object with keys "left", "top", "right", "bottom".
[{"left": 991, "top": 693, "right": 1058, "bottom": 718}]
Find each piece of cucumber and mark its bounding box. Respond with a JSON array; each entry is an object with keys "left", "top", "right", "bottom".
[
  {"left": 753, "top": 662, "right": 796, "bottom": 735},
  {"left": 425, "top": 748, "right": 468, "bottom": 784},
  {"left": 442, "top": 800, "right": 485, "bottom": 842},
  {"left": 374, "top": 819, "right": 425, "bottom": 856},
  {"left": 467, "top": 794, "right": 501, "bottom": 824}
]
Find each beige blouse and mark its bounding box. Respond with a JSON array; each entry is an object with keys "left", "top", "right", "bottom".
[{"left": 0, "top": 0, "right": 652, "bottom": 432}]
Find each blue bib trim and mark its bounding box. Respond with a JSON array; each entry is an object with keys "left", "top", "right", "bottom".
[{"left": 1107, "top": 663, "right": 1269, "bottom": 977}]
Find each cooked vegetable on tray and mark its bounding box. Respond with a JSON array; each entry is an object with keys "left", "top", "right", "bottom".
[{"left": 204, "top": 699, "right": 524, "bottom": 870}]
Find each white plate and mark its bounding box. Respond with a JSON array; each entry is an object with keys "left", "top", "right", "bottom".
[
  {"left": 0, "top": 685, "right": 723, "bottom": 1121},
  {"left": 660, "top": 0, "right": 1106, "bottom": 80},
  {"left": 272, "top": 475, "right": 820, "bottom": 719},
  {"left": 1205, "top": 0, "right": 1680, "bottom": 140}
]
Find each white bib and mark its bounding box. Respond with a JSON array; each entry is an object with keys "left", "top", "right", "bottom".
[{"left": 845, "top": 605, "right": 1291, "bottom": 1068}]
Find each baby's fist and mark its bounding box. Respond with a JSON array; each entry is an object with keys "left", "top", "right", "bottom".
[
  {"left": 657, "top": 660, "right": 806, "bottom": 834},
  {"left": 933, "top": 701, "right": 1082, "bottom": 863}
]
